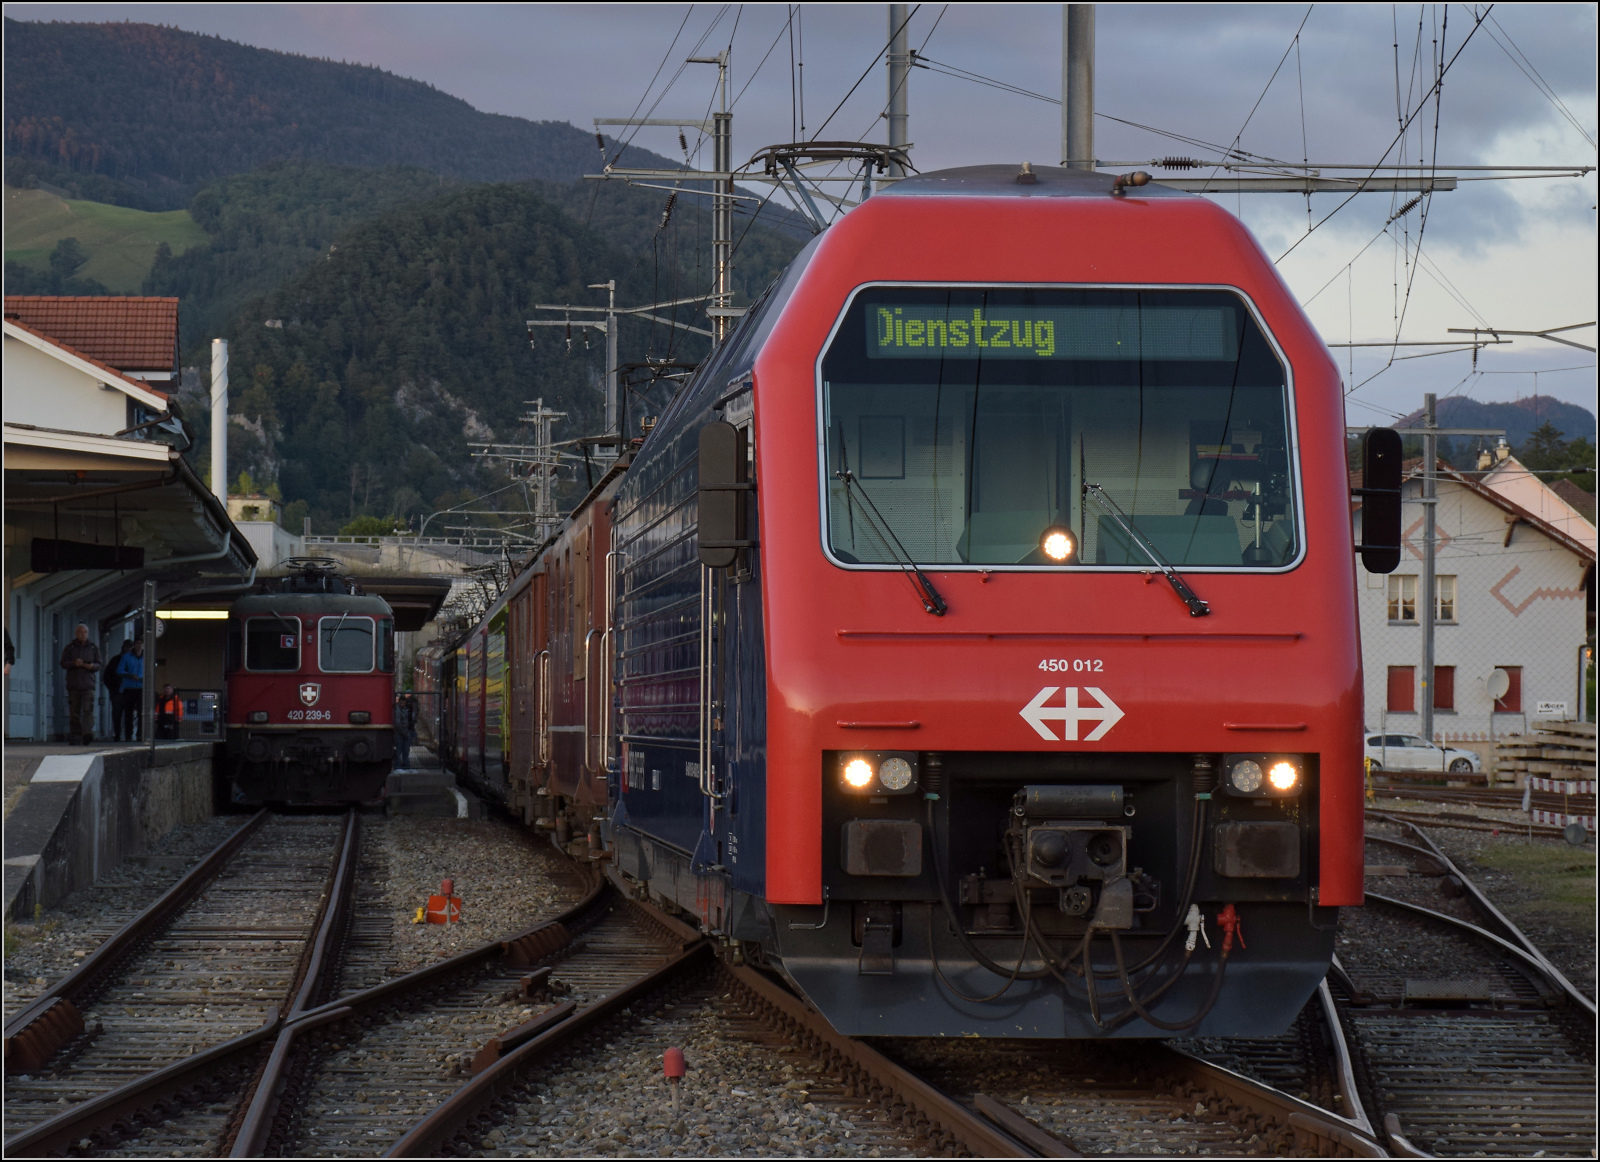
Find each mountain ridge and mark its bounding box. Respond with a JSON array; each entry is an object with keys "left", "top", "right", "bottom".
[{"left": 4, "top": 18, "right": 674, "bottom": 210}]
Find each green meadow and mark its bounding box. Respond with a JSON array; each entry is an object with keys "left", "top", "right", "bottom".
[{"left": 5, "top": 185, "right": 208, "bottom": 293}]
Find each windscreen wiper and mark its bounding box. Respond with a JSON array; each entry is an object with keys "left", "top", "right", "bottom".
[
  {"left": 834, "top": 469, "right": 948, "bottom": 616},
  {"left": 1082, "top": 482, "right": 1211, "bottom": 617}
]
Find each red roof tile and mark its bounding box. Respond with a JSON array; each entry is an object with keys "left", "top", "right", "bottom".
[{"left": 3, "top": 296, "right": 178, "bottom": 373}]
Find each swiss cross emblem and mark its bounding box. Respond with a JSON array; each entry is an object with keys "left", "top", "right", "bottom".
[{"left": 299, "top": 683, "right": 321, "bottom": 707}]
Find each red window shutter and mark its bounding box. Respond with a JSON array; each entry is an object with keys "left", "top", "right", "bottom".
[
  {"left": 1494, "top": 666, "right": 1522, "bottom": 713},
  {"left": 1433, "top": 665, "right": 1454, "bottom": 710},
  {"left": 1387, "top": 666, "right": 1415, "bottom": 713}
]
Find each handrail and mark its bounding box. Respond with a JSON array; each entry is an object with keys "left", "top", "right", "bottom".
[
  {"left": 603, "top": 549, "right": 620, "bottom": 772},
  {"left": 582, "top": 628, "right": 601, "bottom": 773},
  {"left": 535, "top": 650, "right": 551, "bottom": 765},
  {"left": 698, "top": 563, "right": 712, "bottom": 799}
]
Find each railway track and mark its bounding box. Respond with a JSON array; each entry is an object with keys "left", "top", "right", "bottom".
[
  {"left": 10, "top": 803, "right": 1589, "bottom": 1158},
  {"left": 1333, "top": 815, "right": 1596, "bottom": 1158},
  {"left": 3, "top": 811, "right": 355, "bottom": 1152}
]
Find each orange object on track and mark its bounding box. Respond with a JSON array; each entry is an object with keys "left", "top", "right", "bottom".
[{"left": 426, "top": 879, "right": 461, "bottom": 923}]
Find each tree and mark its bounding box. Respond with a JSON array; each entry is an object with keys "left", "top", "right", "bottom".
[
  {"left": 48, "top": 237, "right": 89, "bottom": 279},
  {"left": 340, "top": 514, "right": 405, "bottom": 536},
  {"left": 1519, "top": 421, "right": 1568, "bottom": 469}
]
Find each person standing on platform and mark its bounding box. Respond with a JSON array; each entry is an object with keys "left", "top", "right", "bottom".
[
  {"left": 105, "top": 641, "right": 130, "bottom": 739},
  {"left": 60, "top": 623, "right": 102, "bottom": 745},
  {"left": 393, "top": 692, "right": 413, "bottom": 768},
  {"left": 155, "top": 684, "right": 184, "bottom": 740},
  {"left": 113, "top": 641, "right": 144, "bottom": 742}
]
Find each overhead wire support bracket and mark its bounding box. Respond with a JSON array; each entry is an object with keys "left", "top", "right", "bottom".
[{"left": 1445, "top": 323, "right": 1596, "bottom": 354}]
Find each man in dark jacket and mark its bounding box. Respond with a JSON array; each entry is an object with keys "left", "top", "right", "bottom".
[{"left": 61, "top": 623, "right": 103, "bottom": 745}]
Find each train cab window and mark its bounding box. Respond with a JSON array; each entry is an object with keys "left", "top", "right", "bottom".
[
  {"left": 820, "top": 287, "right": 1298, "bottom": 569},
  {"left": 245, "top": 617, "right": 301, "bottom": 671},
  {"left": 319, "top": 616, "right": 376, "bottom": 672},
  {"left": 379, "top": 620, "right": 395, "bottom": 672}
]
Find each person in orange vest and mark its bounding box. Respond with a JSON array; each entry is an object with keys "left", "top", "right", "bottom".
[{"left": 155, "top": 684, "right": 184, "bottom": 740}]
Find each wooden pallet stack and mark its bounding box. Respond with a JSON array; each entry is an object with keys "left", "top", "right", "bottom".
[{"left": 1494, "top": 720, "right": 1597, "bottom": 788}]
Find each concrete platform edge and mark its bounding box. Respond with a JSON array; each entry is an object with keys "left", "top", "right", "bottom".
[{"left": 3, "top": 742, "right": 218, "bottom": 923}]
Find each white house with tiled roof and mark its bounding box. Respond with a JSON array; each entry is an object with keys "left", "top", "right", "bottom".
[
  {"left": 1354, "top": 460, "right": 1596, "bottom": 770},
  {"left": 4, "top": 296, "right": 254, "bottom": 741}
]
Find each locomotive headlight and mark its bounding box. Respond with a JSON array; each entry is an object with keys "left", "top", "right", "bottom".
[
  {"left": 1040, "top": 525, "right": 1076, "bottom": 562},
  {"left": 1229, "top": 759, "right": 1264, "bottom": 794},
  {"left": 348, "top": 711, "right": 371, "bottom": 724},
  {"left": 843, "top": 758, "right": 875, "bottom": 789},
  {"left": 878, "top": 757, "right": 913, "bottom": 791},
  {"left": 1223, "top": 754, "right": 1306, "bottom": 797},
  {"left": 248, "top": 710, "right": 269, "bottom": 724},
  {"left": 838, "top": 752, "right": 919, "bottom": 795}
]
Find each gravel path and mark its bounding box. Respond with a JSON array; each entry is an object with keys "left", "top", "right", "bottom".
[{"left": 477, "top": 982, "right": 924, "bottom": 1159}]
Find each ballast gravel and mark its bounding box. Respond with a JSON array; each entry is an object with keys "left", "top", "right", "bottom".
[
  {"left": 478, "top": 991, "right": 920, "bottom": 1159},
  {"left": 368, "top": 815, "right": 581, "bottom": 974}
]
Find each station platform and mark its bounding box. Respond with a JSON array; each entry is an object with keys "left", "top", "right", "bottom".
[
  {"left": 4, "top": 740, "right": 216, "bottom": 922},
  {"left": 385, "top": 749, "right": 484, "bottom": 818}
]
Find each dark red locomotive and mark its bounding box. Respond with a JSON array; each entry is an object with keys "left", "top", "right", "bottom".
[{"left": 224, "top": 558, "right": 396, "bottom": 803}]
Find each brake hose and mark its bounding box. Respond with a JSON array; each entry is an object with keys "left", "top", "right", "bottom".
[{"left": 926, "top": 796, "right": 1054, "bottom": 982}]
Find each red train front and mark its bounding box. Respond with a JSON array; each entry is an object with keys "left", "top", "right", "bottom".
[
  {"left": 224, "top": 558, "right": 396, "bottom": 803},
  {"left": 440, "top": 164, "right": 1368, "bottom": 1040}
]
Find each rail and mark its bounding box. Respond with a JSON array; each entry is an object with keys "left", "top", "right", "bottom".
[
  {"left": 4, "top": 812, "right": 359, "bottom": 1158},
  {"left": 3, "top": 809, "right": 270, "bottom": 1075}
]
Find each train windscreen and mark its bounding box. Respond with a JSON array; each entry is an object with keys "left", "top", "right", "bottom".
[
  {"left": 245, "top": 617, "right": 300, "bottom": 670},
  {"left": 820, "top": 287, "right": 1297, "bottom": 569},
  {"left": 319, "top": 616, "right": 376, "bottom": 672}
]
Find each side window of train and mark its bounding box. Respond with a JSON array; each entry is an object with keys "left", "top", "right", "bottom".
[
  {"left": 245, "top": 617, "right": 300, "bottom": 671},
  {"left": 379, "top": 620, "right": 395, "bottom": 672},
  {"left": 320, "top": 616, "right": 376, "bottom": 673}
]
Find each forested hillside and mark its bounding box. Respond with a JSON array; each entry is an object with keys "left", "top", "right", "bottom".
[
  {"left": 204, "top": 180, "right": 802, "bottom": 534},
  {"left": 4, "top": 18, "right": 671, "bottom": 210},
  {"left": 142, "top": 162, "right": 462, "bottom": 342}
]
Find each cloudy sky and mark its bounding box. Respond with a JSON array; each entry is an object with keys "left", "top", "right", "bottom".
[{"left": 15, "top": 2, "right": 1598, "bottom": 424}]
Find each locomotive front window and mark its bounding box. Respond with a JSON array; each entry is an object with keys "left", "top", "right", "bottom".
[
  {"left": 245, "top": 617, "right": 301, "bottom": 671},
  {"left": 820, "top": 287, "right": 1298, "bottom": 569},
  {"left": 319, "top": 616, "right": 376, "bottom": 673}
]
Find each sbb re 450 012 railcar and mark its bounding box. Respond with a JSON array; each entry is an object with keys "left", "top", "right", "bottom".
[
  {"left": 225, "top": 558, "right": 397, "bottom": 803},
  {"left": 437, "top": 164, "right": 1404, "bottom": 1041}
]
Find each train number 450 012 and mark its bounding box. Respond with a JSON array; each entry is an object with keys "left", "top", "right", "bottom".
[{"left": 1039, "top": 658, "right": 1103, "bottom": 672}]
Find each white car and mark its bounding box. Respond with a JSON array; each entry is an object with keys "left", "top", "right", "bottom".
[{"left": 1364, "top": 733, "right": 1482, "bottom": 775}]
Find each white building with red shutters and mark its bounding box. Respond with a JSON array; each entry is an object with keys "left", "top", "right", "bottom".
[{"left": 1353, "top": 457, "right": 1596, "bottom": 773}]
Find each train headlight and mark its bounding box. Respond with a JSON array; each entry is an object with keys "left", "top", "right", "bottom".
[
  {"left": 348, "top": 711, "right": 371, "bottom": 724},
  {"left": 1229, "top": 759, "right": 1263, "bottom": 794},
  {"left": 879, "top": 757, "right": 913, "bottom": 791},
  {"left": 838, "top": 752, "right": 919, "bottom": 795},
  {"left": 248, "top": 710, "right": 269, "bottom": 724},
  {"left": 1223, "top": 754, "right": 1306, "bottom": 798},
  {"left": 1268, "top": 761, "right": 1299, "bottom": 792},
  {"left": 1040, "top": 525, "right": 1076, "bottom": 562}
]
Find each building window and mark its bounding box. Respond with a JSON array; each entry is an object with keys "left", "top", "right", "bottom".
[
  {"left": 1435, "top": 575, "right": 1457, "bottom": 622},
  {"left": 1387, "top": 575, "right": 1417, "bottom": 622},
  {"left": 1387, "top": 666, "right": 1415, "bottom": 713},
  {"left": 1433, "top": 665, "right": 1455, "bottom": 710},
  {"left": 1493, "top": 666, "right": 1522, "bottom": 713}
]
